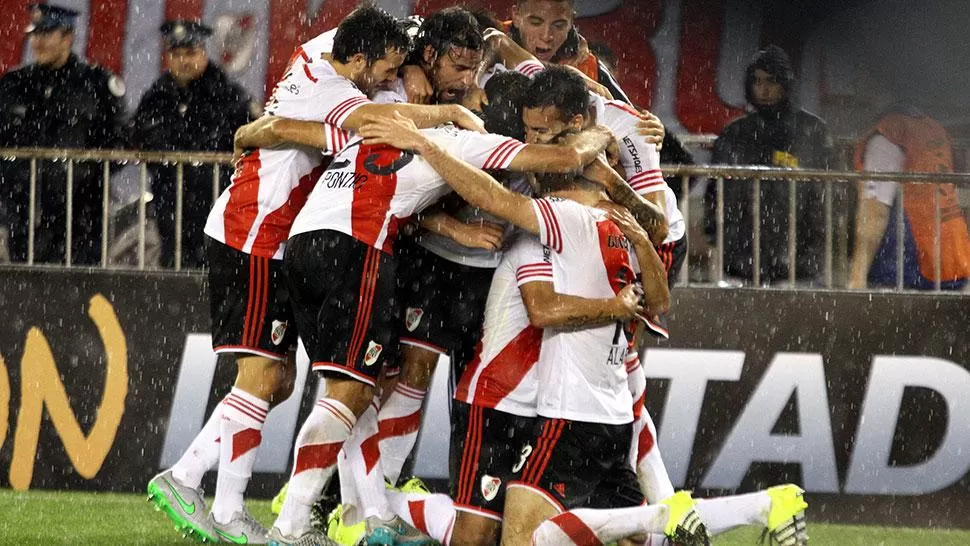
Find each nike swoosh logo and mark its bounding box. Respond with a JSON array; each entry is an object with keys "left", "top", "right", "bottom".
[
  {"left": 330, "top": 159, "right": 351, "bottom": 169},
  {"left": 162, "top": 477, "right": 196, "bottom": 515},
  {"left": 215, "top": 529, "right": 249, "bottom": 544}
]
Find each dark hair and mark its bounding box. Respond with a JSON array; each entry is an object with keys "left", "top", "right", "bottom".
[
  {"left": 744, "top": 44, "right": 795, "bottom": 106},
  {"left": 469, "top": 8, "right": 502, "bottom": 31},
  {"left": 332, "top": 5, "right": 412, "bottom": 64},
  {"left": 481, "top": 71, "right": 532, "bottom": 140},
  {"left": 523, "top": 65, "right": 589, "bottom": 121},
  {"left": 408, "top": 7, "right": 484, "bottom": 64}
]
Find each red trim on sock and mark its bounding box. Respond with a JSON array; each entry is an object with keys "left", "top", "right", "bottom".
[
  {"left": 293, "top": 442, "right": 343, "bottom": 475},
  {"left": 551, "top": 512, "right": 603, "bottom": 546},
  {"left": 408, "top": 500, "right": 429, "bottom": 535},
  {"left": 230, "top": 428, "right": 263, "bottom": 462}
]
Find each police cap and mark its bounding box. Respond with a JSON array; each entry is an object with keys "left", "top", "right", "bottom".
[
  {"left": 160, "top": 20, "right": 213, "bottom": 49},
  {"left": 25, "top": 3, "right": 79, "bottom": 34}
]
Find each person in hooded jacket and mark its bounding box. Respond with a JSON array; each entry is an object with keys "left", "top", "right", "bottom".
[
  {"left": 706, "top": 45, "right": 833, "bottom": 284},
  {"left": 129, "top": 20, "right": 258, "bottom": 269}
]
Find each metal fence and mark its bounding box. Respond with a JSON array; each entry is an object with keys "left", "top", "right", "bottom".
[
  {"left": 0, "top": 147, "right": 232, "bottom": 271},
  {"left": 2, "top": 148, "right": 969, "bottom": 293}
]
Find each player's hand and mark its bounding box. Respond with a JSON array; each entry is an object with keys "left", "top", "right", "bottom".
[
  {"left": 450, "top": 220, "right": 506, "bottom": 251},
  {"left": 401, "top": 65, "right": 433, "bottom": 105},
  {"left": 360, "top": 112, "right": 429, "bottom": 151},
  {"left": 451, "top": 104, "right": 487, "bottom": 133},
  {"left": 483, "top": 27, "right": 509, "bottom": 50},
  {"left": 582, "top": 155, "right": 615, "bottom": 189},
  {"left": 614, "top": 283, "right": 646, "bottom": 320},
  {"left": 598, "top": 201, "right": 651, "bottom": 247},
  {"left": 635, "top": 110, "right": 665, "bottom": 150},
  {"left": 233, "top": 116, "right": 273, "bottom": 157},
  {"left": 461, "top": 86, "right": 489, "bottom": 116}
]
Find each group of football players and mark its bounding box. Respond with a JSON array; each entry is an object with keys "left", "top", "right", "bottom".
[{"left": 146, "top": 3, "right": 809, "bottom": 546}]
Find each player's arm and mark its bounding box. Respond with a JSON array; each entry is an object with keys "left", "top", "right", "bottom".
[
  {"left": 418, "top": 210, "right": 506, "bottom": 251},
  {"left": 848, "top": 135, "right": 904, "bottom": 289},
  {"left": 360, "top": 113, "right": 541, "bottom": 235},
  {"left": 585, "top": 156, "right": 668, "bottom": 245},
  {"left": 520, "top": 281, "right": 643, "bottom": 329},
  {"left": 507, "top": 125, "right": 616, "bottom": 174},
  {"left": 343, "top": 103, "right": 485, "bottom": 133},
  {"left": 234, "top": 116, "right": 328, "bottom": 158},
  {"left": 600, "top": 202, "right": 669, "bottom": 315}
]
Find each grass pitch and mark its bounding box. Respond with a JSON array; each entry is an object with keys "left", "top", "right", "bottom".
[{"left": 1, "top": 488, "right": 969, "bottom": 545}]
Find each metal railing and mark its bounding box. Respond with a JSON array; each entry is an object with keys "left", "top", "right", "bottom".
[
  {"left": 0, "top": 147, "right": 232, "bottom": 271},
  {"left": 2, "top": 148, "right": 969, "bottom": 293},
  {"left": 663, "top": 165, "right": 970, "bottom": 292}
]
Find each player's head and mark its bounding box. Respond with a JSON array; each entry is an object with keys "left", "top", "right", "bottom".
[
  {"left": 411, "top": 7, "right": 485, "bottom": 104},
  {"left": 333, "top": 5, "right": 412, "bottom": 94},
  {"left": 521, "top": 66, "right": 589, "bottom": 144},
  {"left": 745, "top": 44, "right": 794, "bottom": 112},
  {"left": 480, "top": 71, "right": 531, "bottom": 140},
  {"left": 161, "top": 20, "right": 212, "bottom": 87},
  {"left": 26, "top": 3, "right": 77, "bottom": 68},
  {"left": 511, "top": 0, "right": 574, "bottom": 62}
]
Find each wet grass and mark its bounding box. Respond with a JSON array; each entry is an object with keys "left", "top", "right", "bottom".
[{"left": 1, "top": 488, "right": 969, "bottom": 545}]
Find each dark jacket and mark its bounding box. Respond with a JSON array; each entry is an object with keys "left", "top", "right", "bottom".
[
  {"left": 0, "top": 53, "right": 126, "bottom": 264},
  {"left": 707, "top": 46, "right": 833, "bottom": 282},
  {"left": 129, "top": 62, "right": 255, "bottom": 268}
]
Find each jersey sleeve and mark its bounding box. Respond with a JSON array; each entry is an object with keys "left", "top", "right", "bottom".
[
  {"left": 323, "top": 123, "right": 352, "bottom": 156},
  {"left": 459, "top": 131, "right": 528, "bottom": 170},
  {"left": 509, "top": 235, "right": 553, "bottom": 286},
  {"left": 266, "top": 61, "right": 371, "bottom": 128},
  {"left": 862, "top": 134, "right": 905, "bottom": 207},
  {"left": 514, "top": 60, "right": 546, "bottom": 78},
  {"left": 604, "top": 101, "right": 667, "bottom": 195},
  {"left": 530, "top": 197, "right": 589, "bottom": 254}
]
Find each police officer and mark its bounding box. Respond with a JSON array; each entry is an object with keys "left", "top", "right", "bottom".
[
  {"left": 0, "top": 3, "right": 126, "bottom": 265},
  {"left": 129, "top": 20, "right": 258, "bottom": 269}
]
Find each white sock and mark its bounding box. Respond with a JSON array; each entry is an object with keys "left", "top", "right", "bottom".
[
  {"left": 694, "top": 492, "right": 771, "bottom": 535},
  {"left": 171, "top": 397, "right": 226, "bottom": 488},
  {"left": 386, "top": 489, "right": 455, "bottom": 545},
  {"left": 532, "top": 505, "right": 670, "bottom": 546},
  {"left": 338, "top": 399, "right": 393, "bottom": 526},
  {"left": 633, "top": 410, "right": 675, "bottom": 504},
  {"left": 211, "top": 388, "right": 269, "bottom": 524},
  {"left": 275, "top": 398, "right": 356, "bottom": 538},
  {"left": 376, "top": 383, "right": 426, "bottom": 484}
]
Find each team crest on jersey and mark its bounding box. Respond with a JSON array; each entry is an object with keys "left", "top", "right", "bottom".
[
  {"left": 405, "top": 307, "right": 424, "bottom": 332},
  {"left": 481, "top": 475, "right": 502, "bottom": 501},
  {"left": 363, "top": 341, "right": 383, "bottom": 367},
  {"left": 271, "top": 320, "right": 288, "bottom": 345}
]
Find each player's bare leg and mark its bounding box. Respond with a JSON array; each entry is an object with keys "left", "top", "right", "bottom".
[
  {"left": 450, "top": 511, "right": 500, "bottom": 546},
  {"left": 501, "top": 486, "right": 560, "bottom": 546}
]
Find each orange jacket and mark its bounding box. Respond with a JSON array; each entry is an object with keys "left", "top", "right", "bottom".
[{"left": 855, "top": 112, "right": 970, "bottom": 282}]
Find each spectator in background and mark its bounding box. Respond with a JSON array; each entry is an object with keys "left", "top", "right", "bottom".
[
  {"left": 504, "top": 0, "right": 629, "bottom": 102},
  {"left": 129, "top": 20, "right": 257, "bottom": 269},
  {"left": 848, "top": 100, "right": 970, "bottom": 289},
  {"left": 0, "top": 3, "right": 126, "bottom": 265},
  {"left": 707, "top": 45, "right": 832, "bottom": 284}
]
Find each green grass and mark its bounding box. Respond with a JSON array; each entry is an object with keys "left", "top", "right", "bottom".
[{"left": 1, "top": 488, "right": 969, "bottom": 545}]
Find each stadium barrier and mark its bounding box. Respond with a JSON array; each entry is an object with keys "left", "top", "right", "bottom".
[
  {"left": 3, "top": 147, "right": 970, "bottom": 292},
  {"left": 0, "top": 268, "right": 968, "bottom": 527}
]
